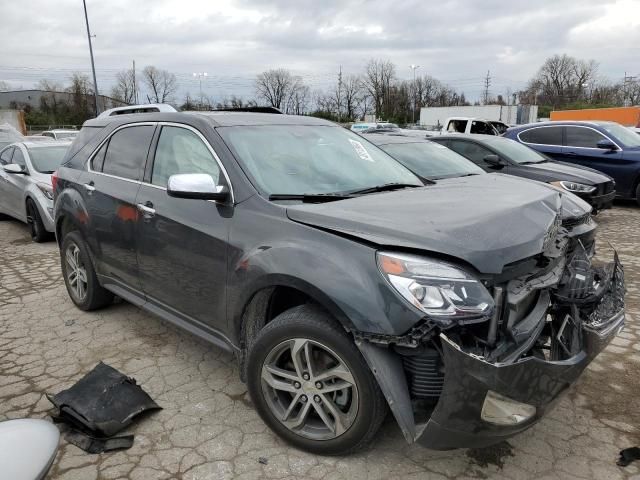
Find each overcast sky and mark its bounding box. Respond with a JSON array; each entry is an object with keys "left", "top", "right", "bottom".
[{"left": 1, "top": 0, "right": 639, "bottom": 103}]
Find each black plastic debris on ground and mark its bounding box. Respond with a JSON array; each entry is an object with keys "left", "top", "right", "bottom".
[
  {"left": 47, "top": 362, "right": 161, "bottom": 453},
  {"left": 618, "top": 447, "right": 640, "bottom": 467}
]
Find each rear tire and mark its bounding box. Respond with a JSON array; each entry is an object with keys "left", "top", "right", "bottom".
[
  {"left": 60, "top": 231, "right": 114, "bottom": 311},
  {"left": 247, "top": 304, "right": 387, "bottom": 455},
  {"left": 26, "top": 199, "right": 49, "bottom": 242}
]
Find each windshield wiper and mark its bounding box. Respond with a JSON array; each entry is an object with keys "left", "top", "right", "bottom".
[
  {"left": 346, "top": 183, "right": 424, "bottom": 195},
  {"left": 268, "top": 193, "right": 354, "bottom": 203}
]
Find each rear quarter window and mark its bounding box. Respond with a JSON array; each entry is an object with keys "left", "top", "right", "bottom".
[
  {"left": 519, "top": 127, "right": 562, "bottom": 146},
  {"left": 63, "top": 126, "right": 104, "bottom": 164}
]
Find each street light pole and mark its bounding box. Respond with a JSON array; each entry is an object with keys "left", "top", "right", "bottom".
[
  {"left": 82, "top": 0, "right": 100, "bottom": 115},
  {"left": 410, "top": 64, "right": 420, "bottom": 125},
  {"left": 193, "top": 72, "right": 208, "bottom": 109}
]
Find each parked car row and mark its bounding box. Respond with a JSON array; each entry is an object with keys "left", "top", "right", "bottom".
[{"left": 34, "top": 108, "right": 624, "bottom": 455}]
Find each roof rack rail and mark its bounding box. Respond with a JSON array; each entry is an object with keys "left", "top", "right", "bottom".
[{"left": 209, "top": 106, "right": 283, "bottom": 114}]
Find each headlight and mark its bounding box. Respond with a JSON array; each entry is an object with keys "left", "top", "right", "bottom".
[
  {"left": 377, "top": 251, "right": 494, "bottom": 319},
  {"left": 36, "top": 183, "right": 54, "bottom": 200},
  {"left": 550, "top": 180, "right": 596, "bottom": 194}
]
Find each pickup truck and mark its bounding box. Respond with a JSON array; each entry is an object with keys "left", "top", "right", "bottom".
[{"left": 426, "top": 117, "right": 501, "bottom": 136}]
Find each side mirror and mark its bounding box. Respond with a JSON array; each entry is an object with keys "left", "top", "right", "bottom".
[
  {"left": 167, "top": 173, "right": 229, "bottom": 201},
  {"left": 596, "top": 139, "right": 617, "bottom": 150},
  {"left": 3, "top": 164, "right": 26, "bottom": 174},
  {"left": 483, "top": 154, "right": 506, "bottom": 168}
]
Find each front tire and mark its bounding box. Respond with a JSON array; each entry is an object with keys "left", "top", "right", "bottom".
[
  {"left": 60, "top": 231, "right": 113, "bottom": 311},
  {"left": 26, "top": 199, "right": 48, "bottom": 242},
  {"left": 247, "top": 305, "right": 387, "bottom": 455}
]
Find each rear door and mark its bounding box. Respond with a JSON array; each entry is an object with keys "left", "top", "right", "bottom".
[
  {"left": 517, "top": 125, "right": 564, "bottom": 160},
  {"left": 447, "top": 139, "right": 500, "bottom": 172},
  {"left": 0, "top": 147, "right": 15, "bottom": 216},
  {"left": 2, "top": 147, "right": 30, "bottom": 220},
  {"left": 560, "top": 126, "right": 627, "bottom": 190},
  {"left": 78, "top": 123, "right": 156, "bottom": 294},
  {"left": 135, "top": 123, "right": 231, "bottom": 332}
]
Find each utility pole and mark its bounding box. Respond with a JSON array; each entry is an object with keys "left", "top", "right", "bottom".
[
  {"left": 193, "top": 72, "right": 208, "bottom": 109},
  {"left": 410, "top": 64, "right": 420, "bottom": 124},
  {"left": 482, "top": 70, "right": 491, "bottom": 105},
  {"left": 623, "top": 72, "right": 637, "bottom": 106},
  {"left": 132, "top": 60, "right": 137, "bottom": 104},
  {"left": 337, "top": 65, "right": 342, "bottom": 123},
  {"left": 82, "top": 0, "right": 100, "bottom": 115}
]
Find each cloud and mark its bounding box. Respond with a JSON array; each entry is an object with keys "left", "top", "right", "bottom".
[{"left": 0, "top": 0, "right": 637, "bottom": 102}]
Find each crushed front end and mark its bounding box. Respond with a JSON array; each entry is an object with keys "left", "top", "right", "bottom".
[{"left": 356, "top": 230, "right": 625, "bottom": 449}]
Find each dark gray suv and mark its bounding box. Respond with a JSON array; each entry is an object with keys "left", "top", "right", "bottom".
[{"left": 53, "top": 111, "right": 625, "bottom": 454}]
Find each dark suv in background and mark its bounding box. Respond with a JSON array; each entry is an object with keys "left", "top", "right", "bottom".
[
  {"left": 505, "top": 121, "right": 640, "bottom": 205},
  {"left": 53, "top": 111, "right": 625, "bottom": 454}
]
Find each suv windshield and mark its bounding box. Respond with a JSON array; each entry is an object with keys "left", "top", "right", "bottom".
[
  {"left": 599, "top": 123, "right": 640, "bottom": 147},
  {"left": 218, "top": 125, "right": 422, "bottom": 196},
  {"left": 27, "top": 145, "right": 70, "bottom": 173},
  {"left": 382, "top": 141, "right": 484, "bottom": 179},
  {"left": 483, "top": 137, "right": 547, "bottom": 164}
]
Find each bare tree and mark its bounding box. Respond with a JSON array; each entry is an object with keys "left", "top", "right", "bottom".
[
  {"left": 362, "top": 59, "right": 395, "bottom": 119},
  {"left": 255, "top": 69, "right": 299, "bottom": 110},
  {"left": 111, "top": 69, "right": 136, "bottom": 104},
  {"left": 142, "top": 66, "right": 178, "bottom": 104}
]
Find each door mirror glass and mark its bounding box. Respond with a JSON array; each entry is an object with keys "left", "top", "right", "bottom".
[
  {"left": 596, "top": 139, "right": 617, "bottom": 150},
  {"left": 3, "top": 163, "right": 26, "bottom": 174},
  {"left": 167, "top": 173, "right": 229, "bottom": 201},
  {"left": 483, "top": 154, "right": 506, "bottom": 167}
]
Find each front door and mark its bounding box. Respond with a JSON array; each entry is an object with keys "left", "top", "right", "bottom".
[
  {"left": 135, "top": 124, "right": 230, "bottom": 332},
  {"left": 79, "top": 124, "right": 156, "bottom": 292},
  {"left": 559, "top": 126, "right": 628, "bottom": 192}
]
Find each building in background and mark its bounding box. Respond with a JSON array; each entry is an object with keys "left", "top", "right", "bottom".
[
  {"left": 419, "top": 105, "right": 539, "bottom": 128},
  {"left": 0, "top": 90, "right": 127, "bottom": 112}
]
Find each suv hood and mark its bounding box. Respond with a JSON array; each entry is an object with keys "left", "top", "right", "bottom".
[{"left": 286, "top": 174, "right": 562, "bottom": 274}]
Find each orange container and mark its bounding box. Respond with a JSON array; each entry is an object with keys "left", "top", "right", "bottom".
[{"left": 550, "top": 106, "right": 640, "bottom": 127}]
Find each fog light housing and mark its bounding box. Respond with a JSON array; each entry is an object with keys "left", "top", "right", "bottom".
[{"left": 481, "top": 390, "right": 536, "bottom": 425}]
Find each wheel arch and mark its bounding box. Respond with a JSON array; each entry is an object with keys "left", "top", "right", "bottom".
[{"left": 235, "top": 276, "right": 355, "bottom": 380}]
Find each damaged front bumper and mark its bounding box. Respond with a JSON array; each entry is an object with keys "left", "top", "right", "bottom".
[{"left": 356, "top": 252, "right": 625, "bottom": 450}]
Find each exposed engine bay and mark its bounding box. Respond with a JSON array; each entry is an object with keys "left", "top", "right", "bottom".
[{"left": 355, "top": 228, "right": 626, "bottom": 449}]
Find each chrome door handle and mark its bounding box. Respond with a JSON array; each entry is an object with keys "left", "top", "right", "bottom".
[
  {"left": 83, "top": 183, "right": 95, "bottom": 194},
  {"left": 136, "top": 203, "right": 155, "bottom": 217}
]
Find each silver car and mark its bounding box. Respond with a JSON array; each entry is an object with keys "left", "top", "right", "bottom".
[{"left": 0, "top": 141, "right": 70, "bottom": 242}]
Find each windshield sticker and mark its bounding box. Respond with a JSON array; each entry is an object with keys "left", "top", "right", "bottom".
[{"left": 348, "top": 139, "right": 374, "bottom": 162}]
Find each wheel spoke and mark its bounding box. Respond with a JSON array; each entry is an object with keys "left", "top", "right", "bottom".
[
  {"left": 282, "top": 399, "right": 312, "bottom": 430},
  {"left": 77, "top": 268, "right": 88, "bottom": 284},
  {"left": 312, "top": 400, "right": 336, "bottom": 434},
  {"left": 68, "top": 271, "right": 77, "bottom": 286},
  {"left": 261, "top": 366, "right": 297, "bottom": 393},
  {"left": 290, "top": 339, "right": 309, "bottom": 378},
  {"left": 76, "top": 278, "right": 85, "bottom": 299},
  {"left": 318, "top": 380, "right": 352, "bottom": 394},
  {"left": 264, "top": 364, "right": 300, "bottom": 382},
  {"left": 281, "top": 392, "right": 301, "bottom": 421},
  {"left": 319, "top": 394, "right": 350, "bottom": 436},
  {"left": 66, "top": 249, "right": 77, "bottom": 270},
  {"left": 314, "top": 364, "right": 355, "bottom": 385}
]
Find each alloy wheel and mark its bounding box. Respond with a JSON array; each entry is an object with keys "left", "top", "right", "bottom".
[
  {"left": 260, "top": 338, "right": 359, "bottom": 441},
  {"left": 65, "top": 243, "right": 88, "bottom": 301}
]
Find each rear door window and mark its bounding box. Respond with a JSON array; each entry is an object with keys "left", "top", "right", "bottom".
[
  {"left": 519, "top": 127, "right": 562, "bottom": 146},
  {"left": 565, "top": 127, "right": 606, "bottom": 148},
  {"left": 448, "top": 140, "right": 493, "bottom": 164},
  {"left": 102, "top": 125, "right": 155, "bottom": 181}
]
